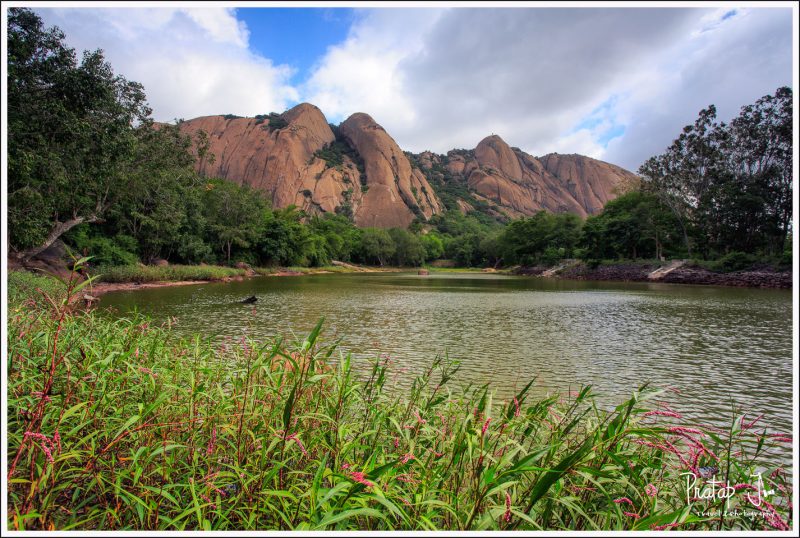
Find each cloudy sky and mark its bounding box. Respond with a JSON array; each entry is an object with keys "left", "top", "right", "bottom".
[{"left": 34, "top": 5, "right": 794, "bottom": 171}]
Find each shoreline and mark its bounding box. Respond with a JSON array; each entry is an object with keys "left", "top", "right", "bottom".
[
  {"left": 513, "top": 261, "right": 792, "bottom": 289},
  {"left": 17, "top": 260, "right": 791, "bottom": 301},
  {"left": 86, "top": 265, "right": 398, "bottom": 297}
]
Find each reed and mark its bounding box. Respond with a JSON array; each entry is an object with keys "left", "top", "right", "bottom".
[{"left": 6, "top": 270, "right": 793, "bottom": 531}]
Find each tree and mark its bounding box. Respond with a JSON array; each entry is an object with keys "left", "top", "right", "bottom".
[
  {"left": 639, "top": 88, "right": 792, "bottom": 258},
  {"left": 203, "top": 180, "right": 266, "bottom": 265},
  {"left": 8, "top": 8, "right": 151, "bottom": 260},
  {"left": 359, "top": 228, "right": 395, "bottom": 266},
  {"left": 108, "top": 123, "right": 205, "bottom": 263},
  {"left": 388, "top": 228, "right": 425, "bottom": 267},
  {"left": 308, "top": 214, "right": 362, "bottom": 262},
  {"left": 420, "top": 233, "right": 445, "bottom": 262},
  {"left": 258, "top": 206, "right": 309, "bottom": 266}
]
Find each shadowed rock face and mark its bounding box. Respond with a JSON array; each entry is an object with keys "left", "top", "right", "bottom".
[
  {"left": 339, "top": 113, "right": 441, "bottom": 228},
  {"left": 178, "top": 104, "right": 636, "bottom": 227}
]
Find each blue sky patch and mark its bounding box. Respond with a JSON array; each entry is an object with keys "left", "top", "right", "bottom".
[{"left": 237, "top": 7, "right": 354, "bottom": 85}]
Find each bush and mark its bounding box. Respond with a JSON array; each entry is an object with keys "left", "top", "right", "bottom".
[
  {"left": 70, "top": 229, "right": 139, "bottom": 266},
  {"left": 709, "top": 251, "right": 759, "bottom": 272},
  {"left": 268, "top": 115, "right": 288, "bottom": 131}
]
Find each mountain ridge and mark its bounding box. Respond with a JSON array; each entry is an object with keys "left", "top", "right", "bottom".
[{"left": 176, "top": 103, "right": 638, "bottom": 227}]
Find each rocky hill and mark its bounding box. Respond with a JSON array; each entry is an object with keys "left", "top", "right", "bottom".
[
  {"left": 177, "top": 104, "right": 637, "bottom": 227},
  {"left": 413, "top": 136, "right": 638, "bottom": 221}
]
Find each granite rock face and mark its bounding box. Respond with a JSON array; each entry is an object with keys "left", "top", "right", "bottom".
[
  {"left": 462, "top": 135, "right": 636, "bottom": 218},
  {"left": 339, "top": 113, "right": 441, "bottom": 228},
  {"left": 178, "top": 104, "right": 637, "bottom": 227},
  {"left": 179, "top": 103, "right": 363, "bottom": 218}
]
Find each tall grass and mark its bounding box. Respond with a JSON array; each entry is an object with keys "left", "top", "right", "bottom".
[
  {"left": 7, "top": 271, "right": 793, "bottom": 530},
  {"left": 94, "top": 264, "right": 246, "bottom": 284}
]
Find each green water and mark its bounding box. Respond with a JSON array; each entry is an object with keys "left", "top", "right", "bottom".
[{"left": 98, "top": 272, "right": 793, "bottom": 436}]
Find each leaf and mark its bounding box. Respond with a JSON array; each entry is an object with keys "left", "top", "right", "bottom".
[
  {"left": 112, "top": 414, "right": 140, "bottom": 442},
  {"left": 303, "top": 317, "right": 325, "bottom": 353},
  {"left": 283, "top": 384, "right": 297, "bottom": 432},
  {"left": 314, "top": 507, "right": 386, "bottom": 529},
  {"left": 525, "top": 434, "right": 595, "bottom": 511}
]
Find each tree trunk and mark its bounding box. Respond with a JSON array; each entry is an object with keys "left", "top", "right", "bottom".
[{"left": 18, "top": 215, "right": 100, "bottom": 262}]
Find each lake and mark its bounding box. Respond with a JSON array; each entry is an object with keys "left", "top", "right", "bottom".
[{"left": 98, "top": 272, "right": 793, "bottom": 436}]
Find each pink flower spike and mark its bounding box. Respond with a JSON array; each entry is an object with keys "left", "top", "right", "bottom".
[
  {"left": 400, "top": 452, "right": 414, "bottom": 464},
  {"left": 513, "top": 397, "right": 520, "bottom": 418},
  {"left": 645, "top": 483, "right": 657, "bottom": 497},
  {"left": 643, "top": 410, "right": 683, "bottom": 419},
  {"left": 651, "top": 523, "right": 681, "bottom": 531},
  {"left": 613, "top": 497, "right": 634, "bottom": 506},
  {"left": 350, "top": 471, "right": 374, "bottom": 488},
  {"left": 31, "top": 391, "right": 51, "bottom": 403},
  {"left": 286, "top": 433, "right": 309, "bottom": 458},
  {"left": 623, "top": 511, "right": 641, "bottom": 519},
  {"left": 206, "top": 426, "right": 217, "bottom": 456},
  {"left": 341, "top": 462, "right": 350, "bottom": 470},
  {"left": 504, "top": 491, "right": 512, "bottom": 522},
  {"left": 481, "top": 417, "right": 492, "bottom": 436},
  {"left": 668, "top": 426, "right": 703, "bottom": 436}
]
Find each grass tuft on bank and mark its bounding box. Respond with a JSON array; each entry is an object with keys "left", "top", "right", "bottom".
[
  {"left": 7, "top": 271, "right": 793, "bottom": 531},
  {"left": 94, "top": 264, "right": 246, "bottom": 283}
]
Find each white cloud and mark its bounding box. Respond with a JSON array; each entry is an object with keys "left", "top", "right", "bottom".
[
  {"left": 182, "top": 8, "right": 250, "bottom": 47},
  {"left": 603, "top": 8, "right": 793, "bottom": 170},
  {"left": 301, "top": 7, "right": 793, "bottom": 171},
  {"left": 302, "top": 9, "right": 444, "bottom": 129},
  {"left": 36, "top": 8, "right": 297, "bottom": 122}
]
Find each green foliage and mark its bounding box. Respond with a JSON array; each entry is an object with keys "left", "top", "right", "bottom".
[
  {"left": 387, "top": 228, "right": 426, "bottom": 267},
  {"left": 7, "top": 287, "right": 792, "bottom": 530},
  {"left": 203, "top": 179, "right": 267, "bottom": 265},
  {"left": 69, "top": 225, "right": 139, "bottom": 266},
  {"left": 359, "top": 228, "right": 396, "bottom": 266},
  {"left": 254, "top": 113, "right": 285, "bottom": 128},
  {"left": 499, "top": 211, "right": 582, "bottom": 266},
  {"left": 420, "top": 233, "right": 445, "bottom": 262},
  {"left": 7, "top": 8, "right": 151, "bottom": 255},
  {"left": 308, "top": 214, "right": 363, "bottom": 263},
  {"left": 706, "top": 251, "right": 760, "bottom": 273},
  {"left": 639, "top": 87, "right": 792, "bottom": 258},
  {"left": 258, "top": 206, "right": 312, "bottom": 266},
  {"left": 578, "top": 191, "right": 681, "bottom": 262},
  {"left": 105, "top": 123, "right": 207, "bottom": 264},
  {"left": 268, "top": 114, "right": 288, "bottom": 131},
  {"left": 222, "top": 114, "right": 243, "bottom": 120},
  {"left": 7, "top": 271, "right": 67, "bottom": 307}
]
